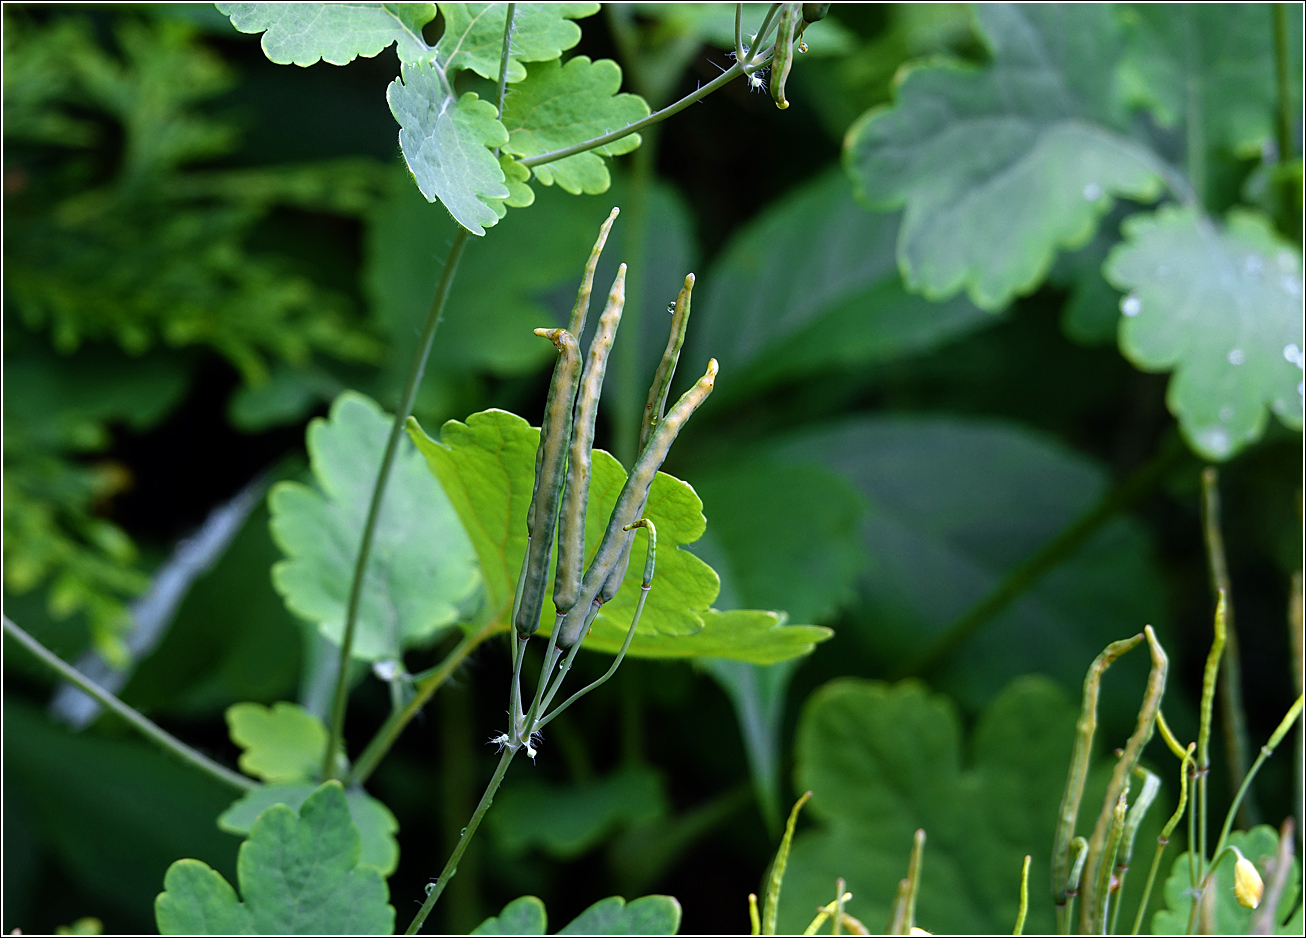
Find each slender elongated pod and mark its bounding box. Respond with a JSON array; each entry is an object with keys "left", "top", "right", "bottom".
[
  {"left": 639, "top": 274, "right": 694, "bottom": 455},
  {"left": 554, "top": 266, "right": 626, "bottom": 615},
  {"left": 569, "top": 207, "right": 620, "bottom": 337},
  {"left": 556, "top": 359, "right": 718, "bottom": 648},
  {"left": 515, "top": 328, "right": 580, "bottom": 637}
]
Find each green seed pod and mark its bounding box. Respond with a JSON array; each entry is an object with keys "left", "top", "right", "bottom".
[
  {"left": 802, "top": 3, "right": 830, "bottom": 23},
  {"left": 554, "top": 265, "right": 626, "bottom": 614},
  {"left": 515, "top": 328, "right": 581, "bottom": 638},
  {"left": 639, "top": 274, "right": 694, "bottom": 456},
  {"left": 556, "top": 359, "right": 718, "bottom": 647},
  {"left": 770, "top": 4, "right": 801, "bottom": 110},
  {"left": 569, "top": 207, "right": 620, "bottom": 338}
]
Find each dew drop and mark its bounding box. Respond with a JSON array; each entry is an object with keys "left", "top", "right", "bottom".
[
  {"left": 1228, "top": 349, "right": 1245, "bottom": 365},
  {"left": 1121, "top": 294, "right": 1142, "bottom": 317},
  {"left": 1285, "top": 343, "right": 1303, "bottom": 367},
  {"left": 1083, "top": 182, "right": 1103, "bottom": 201},
  {"left": 1219, "top": 406, "right": 1234, "bottom": 423},
  {"left": 1198, "top": 427, "right": 1232, "bottom": 458},
  {"left": 1282, "top": 276, "right": 1301, "bottom": 296}
]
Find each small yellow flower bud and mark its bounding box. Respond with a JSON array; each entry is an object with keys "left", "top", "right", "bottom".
[{"left": 1233, "top": 854, "right": 1263, "bottom": 909}]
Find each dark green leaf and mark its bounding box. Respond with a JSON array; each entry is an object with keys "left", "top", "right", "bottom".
[
  {"left": 157, "top": 782, "right": 394, "bottom": 934},
  {"left": 268, "top": 392, "right": 480, "bottom": 663},
  {"left": 436, "top": 3, "right": 598, "bottom": 82},
  {"left": 1104, "top": 206, "right": 1304, "bottom": 461},
  {"left": 844, "top": 3, "right": 1165, "bottom": 309},
  {"left": 472, "top": 896, "right": 548, "bottom": 935},
  {"left": 217, "top": 783, "right": 399, "bottom": 876},
  {"left": 557, "top": 895, "right": 682, "bottom": 935},
  {"left": 216, "top": 2, "right": 437, "bottom": 66},
  {"left": 502, "top": 56, "right": 650, "bottom": 195}
]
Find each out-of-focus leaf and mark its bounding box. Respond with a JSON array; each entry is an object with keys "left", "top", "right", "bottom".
[
  {"left": 2, "top": 700, "right": 238, "bottom": 927},
  {"left": 1119, "top": 4, "right": 1303, "bottom": 161},
  {"left": 224, "top": 702, "right": 326, "bottom": 784},
  {"left": 217, "top": 782, "right": 399, "bottom": 876},
  {"left": 387, "top": 64, "right": 509, "bottom": 235},
  {"left": 1153, "top": 825, "right": 1302, "bottom": 935},
  {"left": 472, "top": 896, "right": 547, "bottom": 935},
  {"left": 408, "top": 408, "right": 831, "bottom": 662},
  {"left": 269, "top": 392, "right": 480, "bottom": 662},
  {"left": 487, "top": 765, "right": 667, "bottom": 858},
  {"left": 557, "top": 895, "right": 682, "bottom": 935},
  {"left": 1104, "top": 206, "right": 1304, "bottom": 461},
  {"left": 435, "top": 3, "right": 598, "bottom": 83},
  {"left": 775, "top": 416, "right": 1164, "bottom": 715},
  {"left": 634, "top": 3, "right": 853, "bottom": 56},
  {"left": 503, "top": 56, "right": 650, "bottom": 196},
  {"left": 844, "top": 3, "right": 1165, "bottom": 310},
  {"left": 156, "top": 782, "right": 394, "bottom": 935},
  {"left": 690, "top": 169, "right": 994, "bottom": 401},
  {"left": 227, "top": 364, "right": 341, "bottom": 433},
  {"left": 216, "top": 2, "right": 437, "bottom": 66},
  {"left": 778, "top": 676, "right": 1143, "bottom": 935}
]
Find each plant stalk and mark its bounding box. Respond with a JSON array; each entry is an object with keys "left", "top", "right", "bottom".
[
  {"left": 3, "top": 615, "right": 254, "bottom": 792},
  {"left": 322, "top": 225, "right": 471, "bottom": 781},
  {"left": 405, "top": 746, "right": 516, "bottom": 934}
]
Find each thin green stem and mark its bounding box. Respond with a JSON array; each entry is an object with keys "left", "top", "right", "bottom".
[
  {"left": 734, "top": 3, "right": 745, "bottom": 62},
  {"left": 744, "top": 3, "right": 784, "bottom": 67},
  {"left": 900, "top": 437, "right": 1183, "bottom": 678},
  {"left": 1132, "top": 744, "right": 1194, "bottom": 935},
  {"left": 1273, "top": 3, "right": 1302, "bottom": 241},
  {"left": 4, "top": 615, "right": 254, "bottom": 793},
  {"left": 323, "top": 226, "right": 471, "bottom": 781},
  {"left": 1213, "top": 694, "right": 1304, "bottom": 862},
  {"left": 405, "top": 746, "right": 516, "bottom": 935},
  {"left": 613, "top": 123, "right": 657, "bottom": 467},
  {"left": 1014, "top": 855, "right": 1031, "bottom": 935},
  {"left": 536, "top": 635, "right": 584, "bottom": 720},
  {"left": 348, "top": 619, "right": 500, "bottom": 787},
  {"left": 1196, "top": 591, "right": 1228, "bottom": 871},
  {"left": 494, "top": 4, "right": 516, "bottom": 120}
]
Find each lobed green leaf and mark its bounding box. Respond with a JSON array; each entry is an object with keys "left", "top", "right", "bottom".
[
  {"left": 1104, "top": 205, "right": 1304, "bottom": 461},
  {"left": 473, "top": 896, "right": 548, "bottom": 935},
  {"left": 844, "top": 3, "right": 1165, "bottom": 310},
  {"left": 473, "top": 894, "right": 682, "bottom": 935},
  {"left": 216, "top": 2, "right": 437, "bottom": 66},
  {"left": 224, "top": 702, "right": 326, "bottom": 784},
  {"left": 268, "top": 391, "right": 480, "bottom": 663},
  {"left": 436, "top": 2, "right": 598, "bottom": 83}
]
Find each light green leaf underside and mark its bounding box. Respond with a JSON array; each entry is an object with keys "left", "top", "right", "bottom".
[
  {"left": 474, "top": 894, "right": 682, "bottom": 936},
  {"left": 217, "top": 782, "right": 400, "bottom": 876},
  {"left": 488, "top": 765, "right": 666, "bottom": 858},
  {"left": 1105, "top": 206, "right": 1304, "bottom": 461},
  {"left": 503, "top": 56, "right": 650, "bottom": 195},
  {"left": 780, "top": 677, "right": 1161, "bottom": 935},
  {"left": 225, "top": 702, "right": 326, "bottom": 784},
  {"left": 1153, "top": 825, "right": 1302, "bottom": 935},
  {"left": 1119, "top": 3, "right": 1303, "bottom": 160},
  {"left": 387, "top": 62, "right": 509, "bottom": 235},
  {"left": 436, "top": 2, "right": 599, "bottom": 83},
  {"left": 692, "top": 168, "right": 994, "bottom": 400},
  {"left": 407, "top": 408, "right": 831, "bottom": 663},
  {"left": 216, "top": 2, "right": 437, "bottom": 66},
  {"left": 844, "top": 3, "right": 1164, "bottom": 310},
  {"left": 268, "top": 391, "right": 480, "bottom": 662},
  {"left": 156, "top": 782, "right": 395, "bottom": 935}
]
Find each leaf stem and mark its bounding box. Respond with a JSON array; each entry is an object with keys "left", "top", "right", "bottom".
[
  {"left": 347, "top": 618, "right": 501, "bottom": 787},
  {"left": 323, "top": 225, "right": 471, "bottom": 781},
  {"left": 404, "top": 746, "right": 516, "bottom": 935},
  {"left": 900, "top": 434, "right": 1183, "bottom": 678},
  {"left": 1272, "top": 3, "right": 1301, "bottom": 240},
  {"left": 734, "top": 3, "right": 746, "bottom": 63},
  {"left": 3, "top": 615, "right": 254, "bottom": 793},
  {"left": 494, "top": 4, "right": 516, "bottom": 120}
]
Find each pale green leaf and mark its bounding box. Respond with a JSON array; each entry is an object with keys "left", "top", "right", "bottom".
[
  {"left": 1119, "top": 4, "right": 1303, "bottom": 160},
  {"left": 487, "top": 765, "right": 667, "bottom": 858},
  {"left": 472, "top": 896, "right": 548, "bottom": 935},
  {"left": 407, "top": 408, "right": 831, "bottom": 663},
  {"left": 1152, "top": 826, "right": 1302, "bottom": 935},
  {"left": 557, "top": 895, "right": 682, "bottom": 935},
  {"left": 156, "top": 782, "right": 394, "bottom": 934},
  {"left": 632, "top": 3, "right": 854, "bottom": 57},
  {"left": 224, "top": 702, "right": 326, "bottom": 784},
  {"left": 435, "top": 2, "right": 599, "bottom": 82},
  {"left": 503, "top": 56, "right": 651, "bottom": 195},
  {"left": 268, "top": 391, "right": 480, "bottom": 662},
  {"left": 217, "top": 782, "right": 400, "bottom": 876},
  {"left": 216, "top": 2, "right": 437, "bottom": 66},
  {"left": 690, "top": 168, "right": 995, "bottom": 401},
  {"left": 1105, "top": 206, "right": 1304, "bottom": 461},
  {"left": 845, "top": 3, "right": 1165, "bottom": 310},
  {"left": 387, "top": 61, "right": 509, "bottom": 235}
]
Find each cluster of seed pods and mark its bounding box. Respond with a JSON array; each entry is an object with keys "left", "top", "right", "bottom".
[{"left": 503, "top": 208, "right": 717, "bottom": 753}]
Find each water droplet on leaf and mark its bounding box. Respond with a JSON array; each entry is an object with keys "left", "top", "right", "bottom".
[
  {"left": 1228, "top": 349, "right": 1245, "bottom": 365},
  {"left": 1082, "top": 182, "right": 1102, "bottom": 201},
  {"left": 1121, "top": 294, "right": 1141, "bottom": 317}
]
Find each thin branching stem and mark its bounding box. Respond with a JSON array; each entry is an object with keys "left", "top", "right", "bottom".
[
  {"left": 744, "top": 3, "right": 784, "bottom": 67},
  {"left": 4, "top": 615, "right": 254, "bottom": 792},
  {"left": 1132, "top": 744, "right": 1194, "bottom": 935},
  {"left": 734, "top": 3, "right": 745, "bottom": 62},
  {"left": 323, "top": 226, "right": 471, "bottom": 781},
  {"left": 404, "top": 746, "right": 516, "bottom": 935}
]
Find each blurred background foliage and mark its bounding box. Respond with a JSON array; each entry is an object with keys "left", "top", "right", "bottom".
[{"left": 2, "top": 3, "right": 1301, "bottom": 935}]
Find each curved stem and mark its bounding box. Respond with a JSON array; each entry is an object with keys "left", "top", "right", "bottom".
[
  {"left": 743, "top": 3, "right": 784, "bottom": 67},
  {"left": 4, "top": 615, "right": 254, "bottom": 793},
  {"left": 323, "top": 226, "right": 472, "bottom": 781},
  {"left": 405, "top": 746, "right": 516, "bottom": 935},
  {"left": 347, "top": 619, "right": 501, "bottom": 787}
]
